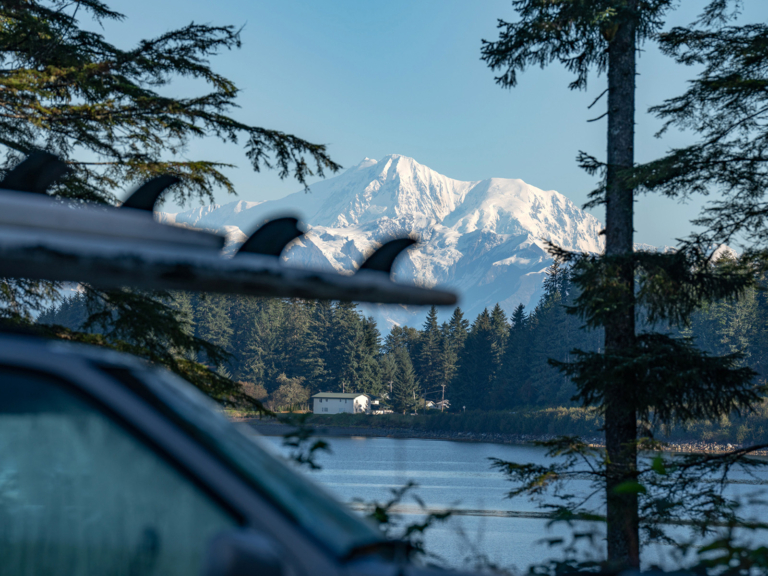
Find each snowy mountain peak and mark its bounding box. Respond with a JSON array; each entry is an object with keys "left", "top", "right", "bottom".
[
  {"left": 158, "top": 155, "right": 606, "bottom": 327},
  {"left": 302, "top": 154, "right": 475, "bottom": 227}
]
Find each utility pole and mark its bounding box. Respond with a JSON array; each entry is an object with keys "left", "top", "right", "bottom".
[{"left": 441, "top": 384, "right": 446, "bottom": 412}]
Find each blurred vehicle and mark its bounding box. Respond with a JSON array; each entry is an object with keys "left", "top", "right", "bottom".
[
  {"left": 0, "top": 334, "right": 463, "bottom": 576},
  {"left": 0, "top": 153, "right": 464, "bottom": 576}
]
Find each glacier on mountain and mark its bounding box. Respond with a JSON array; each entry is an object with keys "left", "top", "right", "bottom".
[{"left": 157, "top": 155, "right": 605, "bottom": 328}]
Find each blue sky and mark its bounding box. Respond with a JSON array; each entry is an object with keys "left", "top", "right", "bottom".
[{"left": 103, "top": 1, "right": 768, "bottom": 247}]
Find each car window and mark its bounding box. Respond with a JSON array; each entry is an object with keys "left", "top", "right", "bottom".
[
  {"left": 0, "top": 368, "right": 238, "bottom": 576},
  {"left": 129, "top": 366, "right": 384, "bottom": 557}
]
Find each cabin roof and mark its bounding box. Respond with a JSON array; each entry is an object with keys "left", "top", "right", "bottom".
[{"left": 311, "top": 392, "right": 368, "bottom": 399}]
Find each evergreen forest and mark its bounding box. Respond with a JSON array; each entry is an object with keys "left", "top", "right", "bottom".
[{"left": 39, "top": 256, "right": 768, "bottom": 415}]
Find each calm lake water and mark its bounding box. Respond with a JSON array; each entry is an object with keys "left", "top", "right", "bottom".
[{"left": 240, "top": 430, "right": 768, "bottom": 572}]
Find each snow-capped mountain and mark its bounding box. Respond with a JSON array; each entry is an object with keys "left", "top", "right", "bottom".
[{"left": 158, "top": 155, "right": 605, "bottom": 328}]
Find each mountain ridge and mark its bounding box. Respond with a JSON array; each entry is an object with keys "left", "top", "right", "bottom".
[{"left": 158, "top": 155, "right": 605, "bottom": 328}]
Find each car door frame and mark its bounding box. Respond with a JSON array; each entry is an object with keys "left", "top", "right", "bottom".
[{"left": 0, "top": 336, "right": 342, "bottom": 576}]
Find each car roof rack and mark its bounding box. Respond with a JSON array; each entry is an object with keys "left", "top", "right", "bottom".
[{"left": 0, "top": 153, "right": 457, "bottom": 306}]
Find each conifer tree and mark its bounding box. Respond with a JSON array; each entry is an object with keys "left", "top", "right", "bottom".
[
  {"left": 362, "top": 316, "right": 382, "bottom": 354},
  {"left": 435, "top": 321, "right": 459, "bottom": 408},
  {"left": 634, "top": 4, "right": 768, "bottom": 260},
  {"left": 510, "top": 303, "right": 527, "bottom": 332},
  {"left": 483, "top": 0, "right": 649, "bottom": 560},
  {"left": 278, "top": 298, "right": 314, "bottom": 383},
  {"left": 392, "top": 347, "right": 420, "bottom": 414},
  {"left": 526, "top": 261, "right": 578, "bottom": 404},
  {"left": 489, "top": 303, "right": 509, "bottom": 371},
  {"left": 453, "top": 309, "right": 500, "bottom": 411},
  {"left": 748, "top": 270, "right": 768, "bottom": 378},
  {"left": 358, "top": 316, "right": 383, "bottom": 395},
  {"left": 384, "top": 325, "right": 421, "bottom": 355},
  {"left": 446, "top": 307, "right": 470, "bottom": 350},
  {"left": 8, "top": 0, "right": 340, "bottom": 406},
  {"left": 322, "top": 301, "right": 378, "bottom": 394},
  {"left": 482, "top": 1, "right": 758, "bottom": 567},
  {"left": 38, "top": 294, "right": 90, "bottom": 331},
  {"left": 416, "top": 306, "right": 443, "bottom": 392},
  {"left": 498, "top": 303, "right": 532, "bottom": 407},
  {"left": 301, "top": 300, "right": 334, "bottom": 392},
  {"left": 194, "top": 294, "right": 233, "bottom": 355},
  {"left": 378, "top": 353, "right": 399, "bottom": 402},
  {"left": 337, "top": 302, "right": 364, "bottom": 392},
  {"left": 170, "top": 291, "right": 196, "bottom": 338},
  {"left": 440, "top": 307, "right": 470, "bottom": 403},
  {"left": 240, "top": 299, "right": 286, "bottom": 392}
]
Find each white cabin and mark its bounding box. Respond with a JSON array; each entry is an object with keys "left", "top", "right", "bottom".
[
  {"left": 426, "top": 399, "right": 450, "bottom": 410},
  {"left": 312, "top": 392, "right": 370, "bottom": 415}
]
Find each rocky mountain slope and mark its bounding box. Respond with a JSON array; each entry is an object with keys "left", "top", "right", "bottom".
[{"left": 158, "top": 155, "right": 605, "bottom": 328}]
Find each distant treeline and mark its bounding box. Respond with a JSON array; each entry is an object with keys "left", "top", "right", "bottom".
[{"left": 39, "top": 260, "right": 768, "bottom": 414}]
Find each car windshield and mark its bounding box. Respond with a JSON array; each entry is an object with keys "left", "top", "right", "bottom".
[{"left": 129, "top": 364, "right": 384, "bottom": 558}]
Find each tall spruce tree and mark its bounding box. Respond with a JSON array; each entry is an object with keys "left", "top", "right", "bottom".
[
  {"left": 383, "top": 325, "right": 421, "bottom": 355},
  {"left": 436, "top": 307, "right": 469, "bottom": 409},
  {"left": 630, "top": 0, "right": 768, "bottom": 417},
  {"left": 378, "top": 353, "right": 399, "bottom": 402},
  {"left": 240, "top": 299, "right": 287, "bottom": 392},
  {"left": 170, "top": 291, "right": 196, "bottom": 339},
  {"left": 482, "top": 1, "right": 659, "bottom": 564},
  {"left": 453, "top": 309, "right": 500, "bottom": 411},
  {"left": 301, "top": 300, "right": 334, "bottom": 392},
  {"left": 527, "top": 290, "right": 559, "bottom": 405},
  {"left": 324, "top": 301, "right": 379, "bottom": 394},
  {"left": 446, "top": 307, "right": 469, "bottom": 347},
  {"left": 628, "top": 0, "right": 768, "bottom": 546},
  {"left": 510, "top": 304, "right": 527, "bottom": 333},
  {"left": 9, "top": 0, "right": 339, "bottom": 406},
  {"left": 497, "top": 303, "right": 532, "bottom": 407},
  {"left": 358, "top": 316, "right": 383, "bottom": 395},
  {"left": 194, "top": 294, "right": 233, "bottom": 356},
  {"left": 526, "top": 261, "right": 581, "bottom": 405},
  {"left": 416, "top": 306, "right": 443, "bottom": 393},
  {"left": 489, "top": 303, "right": 509, "bottom": 368},
  {"left": 436, "top": 321, "right": 459, "bottom": 408},
  {"left": 482, "top": 1, "right": 758, "bottom": 567},
  {"left": 392, "top": 347, "right": 420, "bottom": 414}
]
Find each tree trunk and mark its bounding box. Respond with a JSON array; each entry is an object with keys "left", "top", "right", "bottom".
[{"left": 604, "top": 1, "right": 639, "bottom": 568}]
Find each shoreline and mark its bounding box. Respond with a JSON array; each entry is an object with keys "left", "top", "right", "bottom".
[{"left": 234, "top": 418, "right": 768, "bottom": 456}]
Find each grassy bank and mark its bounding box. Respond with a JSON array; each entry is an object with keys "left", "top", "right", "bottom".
[
  {"left": 238, "top": 403, "right": 768, "bottom": 446},
  {"left": 292, "top": 408, "right": 604, "bottom": 438}
]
